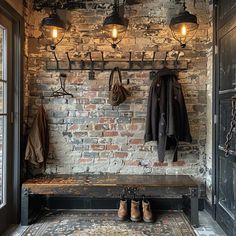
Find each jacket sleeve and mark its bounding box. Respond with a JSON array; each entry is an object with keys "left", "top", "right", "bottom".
[
  {"left": 144, "top": 84, "right": 154, "bottom": 142},
  {"left": 25, "top": 105, "right": 48, "bottom": 167},
  {"left": 144, "top": 79, "right": 160, "bottom": 142},
  {"left": 176, "top": 84, "right": 192, "bottom": 142}
]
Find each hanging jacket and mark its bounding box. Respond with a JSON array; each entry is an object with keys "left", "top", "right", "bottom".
[
  {"left": 25, "top": 105, "right": 48, "bottom": 168},
  {"left": 144, "top": 69, "right": 192, "bottom": 162}
]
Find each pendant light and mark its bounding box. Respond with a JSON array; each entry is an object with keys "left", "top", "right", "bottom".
[
  {"left": 103, "top": 0, "right": 128, "bottom": 49},
  {"left": 41, "top": 9, "right": 66, "bottom": 50},
  {"left": 169, "top": 0, "right": 199, "bottom": 48}
]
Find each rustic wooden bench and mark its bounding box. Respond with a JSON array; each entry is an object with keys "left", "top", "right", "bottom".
[{"left": 21, "top": 174, "right": 199, "bottom": 227}]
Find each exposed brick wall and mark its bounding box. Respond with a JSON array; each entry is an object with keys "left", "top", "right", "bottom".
[{"left": 24, "top": 0, "right": 213, "bottom": 196}]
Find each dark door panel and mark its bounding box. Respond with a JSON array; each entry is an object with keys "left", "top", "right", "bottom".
[
  {"left": 218, "top": 98, "right": 236, "bottom": 151},
  {"left": 218, "top": 0, "right": 236, "bottom": 28},
  {"left": 218, "top": 154, "right": 236, "bottom": 217},
  {"left": 219, "top": 26, "right": 236, "bottom": 92},
  {"left": 215, "top": 1, "right": 236, "bottom": 235}
]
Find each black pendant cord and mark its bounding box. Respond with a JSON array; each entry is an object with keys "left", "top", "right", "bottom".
[
  {"left": 114, "top": 0, "right": 119, "bottom": 13},
  {"left": 182, "top": 0, "right": 186, "bottom": 11}
]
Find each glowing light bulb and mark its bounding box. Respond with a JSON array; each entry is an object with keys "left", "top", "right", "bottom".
[
  {"left": 52, "top": 28, "right": 58, "bottom": 38},
  {"left": 112, "top": 27, "right": 118, "bottom": 39},
  {"left": 181, "top": 25, "right": 187, "bottom": 36}
]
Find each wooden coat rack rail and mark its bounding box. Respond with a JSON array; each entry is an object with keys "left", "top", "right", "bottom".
[{"left": 46, "top": 51, "right": 189, "bottom": 72}]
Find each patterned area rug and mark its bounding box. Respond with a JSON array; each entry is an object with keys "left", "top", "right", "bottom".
[{"left": 23, "top": 211, "right": 196, "bottom": 236}]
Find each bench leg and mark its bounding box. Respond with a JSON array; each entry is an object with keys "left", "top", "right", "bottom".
[
  {"left": 21, "top": 187, "right": 29, "bottom": 226},
  {"left": 190, "top": 188, "right": 199, "bottom": 227}
]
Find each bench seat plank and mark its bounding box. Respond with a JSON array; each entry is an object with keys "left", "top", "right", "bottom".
[{"left": 22, "top": 174, "right": 197, "bottom": 189}]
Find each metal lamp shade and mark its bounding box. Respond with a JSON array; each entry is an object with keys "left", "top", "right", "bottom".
[
  {"left": 41, "top": 13, "right": 66, "bottom": 50},
  {"left": 103, "top": 12, "right": 128, "bottom": 48},
  {"left": 169, "top": 10, "right": 198, "bottom": 48}
]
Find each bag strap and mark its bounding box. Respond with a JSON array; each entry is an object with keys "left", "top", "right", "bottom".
[{"left": 109, "top": 67, "right": 122, "bottom": 91}]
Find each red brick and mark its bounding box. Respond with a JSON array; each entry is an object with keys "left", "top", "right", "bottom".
[
  {"left": 129, "top": 139, "right": 144, "bottom": 145},
  {"left": 95, "top": 124, "right": 107, "bottom": 130},
  {"left": 153, "top": 161, "right": 168, "bottom": 167},
  {"left": 120, "top": 131, "right": 133, "bottom": 137},
  {"left": 103, "top": 131, "right": 119, "bottom": 137},
  {"left": 99, "top": 117, "right": 115, "bottom": 124},
  {"left": 97, "top": 157, "right": 109, "bottom": 162},
  {"left": 127, "top": 124, "right": 138, "bottom": 130},
  {"left": 114, "top": 152, "right": 128, "bottom": 158},
  {"left": 106, "top": 144, "right": 119, "bottom": 151},
  {"left": 84, "top": 104, "right": 96, "bottom": 110},
  {"left": 68, "top": 124, "right": 79, "bottom": 131},
  {"left": 125, "top": 160, "right": 141, "bottom": 166},
  {"left": 79, "top": 158, "right": 93, "bottom": 164},
  {"left": 172, "top": 160, "right": 186, "bottom": 166},
  {"left": 91, "top": 144, "right": 106, "bottom": 151}
]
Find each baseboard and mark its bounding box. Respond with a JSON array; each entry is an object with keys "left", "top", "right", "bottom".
[{"left": 204, "top": 199, "right": 214, "bottom": 217}]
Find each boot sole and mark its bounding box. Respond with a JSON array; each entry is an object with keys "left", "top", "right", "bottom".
[
  {"left": 143, "top": 218, "right": 154, "bottom": 223},
  {"left": 117, "top": 216, "right": 128, "bottom": 221},
  {"left": 130, "top": 217, "right": 141, "bottom": 222}
]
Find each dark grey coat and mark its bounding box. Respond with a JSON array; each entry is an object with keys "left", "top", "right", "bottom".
[{"left": 144, "top": 69, "right": 192, "bottom": 162}]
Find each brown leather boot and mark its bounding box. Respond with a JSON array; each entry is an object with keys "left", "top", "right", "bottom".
[
  {"left": 130, "top": 200, "right": 141, "bottom": 222},
  {"left": 118, "top": 199, "right": 128, "bottom": 221},
  {"left": 142, "top": 200, "right": 153, "bottom": 223}
]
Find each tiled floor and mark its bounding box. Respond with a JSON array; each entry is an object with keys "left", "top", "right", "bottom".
[
  {"left": 3, "top": 210, "right": 226, "bottom": 236},
  {"left": 194, "top": 211, "right": 226, "bottom": 236}
]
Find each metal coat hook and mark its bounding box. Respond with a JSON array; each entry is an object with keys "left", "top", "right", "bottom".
[
  {"left": 174, "top": 51, "right": 181, "bottom": 67},
  {"left": 88, "top": 52, "right": 95, "bottom": 80},
  {"left": 163, "top": 51, "right": 168, "bottom": 67},
  {"left": 141, "top": 52, "right": 145, "bottom": 69},
  {"left": 101, "top": 51, "right": 105, "bottom": 71},
  {"left": 52, "top": 51, "right": 59, "bottom": 70},
  {"left": 129, "top": 51, "right": 132, "bottom": 70},
  {"left": 66, "top": 52, "right": 72, "bottom": 70},
  {"left": 152, "top": 51, "right": 156, "bottom": 69},
  {"left": 150, "top": 51, "right": 157, "bottom": 80},
  {"left": 89, "top": 51, "right": 93, "bottom": 62}
]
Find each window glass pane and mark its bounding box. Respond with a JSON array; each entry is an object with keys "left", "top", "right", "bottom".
[
  {"left": 0, "top": 82, "right": 6, "bottom": 114},
  {"left": 0, "top": 116, "right": 4, "bottom": 206}
]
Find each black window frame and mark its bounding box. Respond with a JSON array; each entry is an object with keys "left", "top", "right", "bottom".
[{"left": 0, "top": 0, "right": 23, "bottom": 230}]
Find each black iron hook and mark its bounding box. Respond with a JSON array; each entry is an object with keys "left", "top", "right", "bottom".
[
  {"left": 152, "top": 51, "right": 156, "bottom": 69},
  {"left": 141, "top": 51, "right": 145, "bottom": 69},
  {"left": 174, "top": 51, "right": 181, "bottom": 67},
  {"left": 66, "top": 52, "right": 72, "bottom": 70},
  {"left": 101, "top": 51, "right": 105, "bottom": 71},
  {"left": 163, "top": 51, "right": 168, "bottom": 67},
  {"left": 88, "top": 52, "right": 95, "bottom": 80},
  {"left": 129, "top": 51, "right": 132, "bottom": 70}
]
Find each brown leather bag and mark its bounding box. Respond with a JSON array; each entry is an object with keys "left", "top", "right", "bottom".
[{"left": 108, "top": 67, "right": 130, "bottom": 106}]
